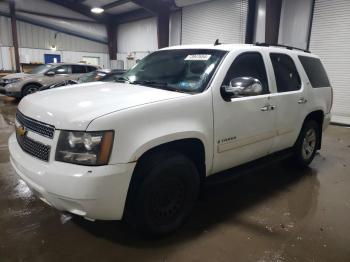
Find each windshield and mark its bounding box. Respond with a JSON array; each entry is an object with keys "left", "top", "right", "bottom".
[
  {"left": 100, "top": 71, "right": 125, "bottom": 82},
  {"left": 122, "top": 49, "right": 227, "bottom": 93},
  {"left": 28, "top": 64, "right": 53, "bottom": 74},
  {"left": 78, "top": 71, "right": 108, "bottom": 83}
]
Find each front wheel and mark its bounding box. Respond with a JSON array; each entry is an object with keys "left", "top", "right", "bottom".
[
  {"left": 22, "top": 84, "right": 39, "bottom": 97},
  {"left": 125, "top": 151, "right": 200, "bottom": 236},
  {"left": 292, "top": 120, "right": 320, "bottom": 167}
]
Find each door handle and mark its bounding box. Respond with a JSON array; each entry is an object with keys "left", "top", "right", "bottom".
[
  {"left": 270, "top": 105, "right": 277, "bottom": 110},
  {"left": 261, "top": 105, "right": 269, "bottom": 111},
  {"left": 298, "top": 98, "right": 307, "bottom": 104}
]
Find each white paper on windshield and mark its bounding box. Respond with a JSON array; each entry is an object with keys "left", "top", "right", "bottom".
[{"left": 185, "top": 54, "right": 211, "bottom": 61}]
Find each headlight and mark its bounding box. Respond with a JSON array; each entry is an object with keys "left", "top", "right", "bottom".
[
  {"left": 4, "top": 78, "right": 21, "bottom": 84},
  {"left": 55, "top": 130, "right": 114, "bottom": 166}
]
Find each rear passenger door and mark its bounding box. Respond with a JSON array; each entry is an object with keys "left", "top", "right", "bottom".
[
  {"left": 268, "top": 53, "right": 307, "bottom": 152},
  {"left": 71, "top": 65, "right": 87, "bottom": 80}
]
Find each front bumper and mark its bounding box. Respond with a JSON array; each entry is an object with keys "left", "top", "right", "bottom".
[
  {"left": 0, "top": 86, "right": 21, "bottom": 97},
  {"left": 0, "top": 83, "right": 22, "bottom": 97},
  {"left": 9, "top": 133, "right": 135, "bottom": 220}
]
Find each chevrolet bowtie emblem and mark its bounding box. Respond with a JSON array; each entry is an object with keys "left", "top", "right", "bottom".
[{"left": 17, "top": 125, "right": 27, "bottom": 137}]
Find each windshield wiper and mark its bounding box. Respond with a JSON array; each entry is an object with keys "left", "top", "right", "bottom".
[
  {"left": 115, "top": 76, "right": 129, "bottom": 83},
  {"left": 130, "top": 80, "right": 183, "bottom": 92},
  {"left": 131, "top": 80, "right": 167, "bottom": 86}
]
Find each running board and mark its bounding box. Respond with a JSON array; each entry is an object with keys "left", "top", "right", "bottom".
[{"left": 205, "top": 148, "right": 294, "bottom": 186}]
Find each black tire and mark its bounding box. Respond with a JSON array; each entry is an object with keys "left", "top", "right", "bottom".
[
  {"left": 125, "top": 151, "right": 200, "bottom": 236},
  {"left": 292, "top": 120, "right": 320, "bottom": 168},
  {"left": 22, "top": 84, "right": 39, "bottom": 97}
]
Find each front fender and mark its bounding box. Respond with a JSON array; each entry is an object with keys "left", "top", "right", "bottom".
[{"left": 130, "top": 130, "right": 209, "bottom": 161}]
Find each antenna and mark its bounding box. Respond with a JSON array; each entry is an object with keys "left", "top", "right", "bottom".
[{"left": 214, "top": 39, "right": 221, "bottom": 46}]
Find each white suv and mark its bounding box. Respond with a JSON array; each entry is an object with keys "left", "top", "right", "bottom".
[{"left": 9, "top": 44, "right": 332, "bottom": 235}]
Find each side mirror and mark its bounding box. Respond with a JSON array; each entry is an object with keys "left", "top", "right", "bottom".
[
  {"left": 46, "top": 71, "right": 55, "bottom": 76},
  {"left": 221, "top": 77, "right": 263, "bottom": 100}
]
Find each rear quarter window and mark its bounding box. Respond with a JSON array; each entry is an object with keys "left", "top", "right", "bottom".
[
  {"left": 86, "top": 66, "right": 97, "bottom": 72},
  {"left": 298, "top": 56, "right": 331, "bottom": 88}
]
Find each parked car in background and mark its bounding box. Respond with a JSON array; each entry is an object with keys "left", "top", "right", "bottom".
[
  {"left": 79, "top": 69, "right": 126, "bottom": 83},
  {"left": 0, "top": 63, "right": 99, "bottom": 99},
  {"left": 38, "top": 69, "right": 126, "bottom": 91}
]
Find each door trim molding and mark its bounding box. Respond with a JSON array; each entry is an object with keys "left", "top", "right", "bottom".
[{"left": 217, "top": 131, "right": 276, "bottom": 153}]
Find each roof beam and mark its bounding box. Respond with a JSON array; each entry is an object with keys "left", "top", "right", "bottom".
[
  {"left": 130, "top": 0, "right": 162, "bottom": 14},
  {"left": 102, "top": 0, "right": 130, "bottom": 11},
  {"left": 16, "top": 9, "right": 97, "bottom": 23},
  {"left": 45, "top": 0, "right": 110, "bottom": 23},
  {"left": 114, "top": 8, "right": 154, "bottom": 24}
]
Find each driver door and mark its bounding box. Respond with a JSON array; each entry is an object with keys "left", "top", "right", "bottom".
[{"left": 212, "top": 52, "right": 276, "bottom": 173}]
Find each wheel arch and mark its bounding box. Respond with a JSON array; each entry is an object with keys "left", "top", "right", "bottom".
[
  {"left": 123, "top": 137, "right": 206, "bottom": 222},
  {"left": 133, "top": 137, "right": 207, "bottom": 181},
  {"left": 301, "top": 110, "right": 325, "bottom": 150},
  {"left": 21, "top": 82, "right": 42, "bottom": 95}
]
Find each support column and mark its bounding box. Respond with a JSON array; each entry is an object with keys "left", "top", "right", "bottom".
[
  {"left": 9, "top": 2, "right": 20, "bottom": 72},
  {"left": 265, "top": 0, "right": 282, "bottom": 45},
  {"left": 106, "top": 24, "right": 118, "bottom": 68},
  {"left": 245, "top": 0, "right": 257, "bottom": 44},
  {"left": 157, "top": 6, "right": 169, "bottom": 49}
]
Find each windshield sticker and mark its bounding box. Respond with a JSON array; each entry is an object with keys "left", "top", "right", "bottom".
[{"left": 185, "top": 54, "right": 211, "bottom": 61}]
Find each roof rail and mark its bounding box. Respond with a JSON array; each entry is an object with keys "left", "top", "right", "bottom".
[{"left": 254, "top": 42, "right": 310, "bottom": 53}]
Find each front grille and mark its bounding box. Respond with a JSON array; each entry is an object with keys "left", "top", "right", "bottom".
[
  {"left": 16, "top": 111, "right": 55, "bottom": 139},
  {"left": 16, "top": 132, "right": 51, "bottom": 161}
]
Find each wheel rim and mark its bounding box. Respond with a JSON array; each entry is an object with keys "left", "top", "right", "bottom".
[
  {"left": 149, "top": 177, "right": 186, "bottom": 226},
  {"left": 26, "top": 87, "right": 38, "bottom": 94},
  {"left": 302, "top": 128, "right": 316, "bottom": 160}
]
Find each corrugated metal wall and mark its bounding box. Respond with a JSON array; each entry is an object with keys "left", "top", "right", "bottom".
[
  {"left": 0, "top": 16, "right": 12, "bottom": 47},
  {"left": 117, "top": 17, "right": 158, "bottom": 69},
  {"left": 181, "top": 0, "right": 248, "bottom": 44},
  {"left": 0, "top": 16, "right": 107, "bottom": 53},
  {"left": 0, "top": 15, "right": 109, "bottom": 70},
  {"left": 309, "top": 0, "right": 350, "bottom": 125},
  {"left": 278, "top": 0, "right": 313, "bottom": 50}
]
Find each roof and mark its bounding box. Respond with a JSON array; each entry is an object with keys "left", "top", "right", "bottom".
[
  {"left": 162, "top": 44, "right": 317, "bottom": 57},
  {"left": 47, "top": 63, "right": 99, "bottom": 67}
]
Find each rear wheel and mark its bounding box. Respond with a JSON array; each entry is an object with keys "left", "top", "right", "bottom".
[
  {"left": 292, "top": 120, "right": 320, "bottom": 167},
  {"left": 125, "top": 151, "right": 200, "bottom": 236},
  {"left": 22, "top": 84, "right": 39, "bottom": 97}
]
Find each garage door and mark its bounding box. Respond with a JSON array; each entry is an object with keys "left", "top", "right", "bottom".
[
  {"left": 309, "top": 0, "right": 350, "bottom": 125},
  {"left": 181, "top": 0, "right": 248, "bottom": 45}
]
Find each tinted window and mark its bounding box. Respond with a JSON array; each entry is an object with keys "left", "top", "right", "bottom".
[
  {"left": 270, "top": 53, "right": 301, "bottom": 92},
  {"left": 298, "top": 56, "right": 330, "bottom": 88},
  {"left": 223, "top": 52, "right": 269, "bottom": 94},
  {"left": 72, "top": 65, "right": 86, "bottom": 74},
  {"left": 86, "top": 66, "right": 97, "bottom": 72},
  {"left": 100, "top": 71, "right": 125, "bottom": 82},
  {"left": 54, "top": 65, "right": 70, "bottom": 75}
]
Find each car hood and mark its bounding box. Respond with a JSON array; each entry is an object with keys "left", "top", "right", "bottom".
[
  {"left": 2, "top": 73, "right": 32, "bottom": 79},
  {"left": 18, "top": 82, "right": 189, "bottom": 130}
]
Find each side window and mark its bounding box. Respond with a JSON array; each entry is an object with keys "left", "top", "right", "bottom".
[
  {"left": 72, "top": 65, "right": 86, "bottom": 74},
  {"left": 54, "top": 65, "right": 70, "bottom": 75},
  {"left": 270, "top": 53, "right": 301, "bottom": 92},
  {"left": 223, "top": 52, "right": 269, "bottom": 96},
  {"left": 298, "top": 56, "right": 330, "bottom": 88},
  {"left": 86, "top": 66, "right": 97, "bottom": 72}
]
